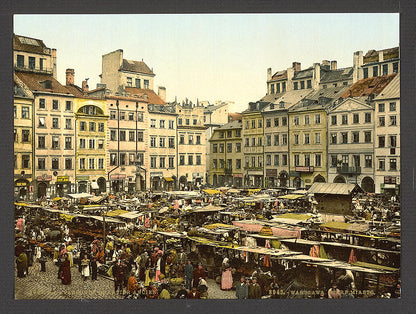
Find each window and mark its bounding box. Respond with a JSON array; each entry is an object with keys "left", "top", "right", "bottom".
[
  {"left": 22, "top": 107, "right": 29, "bottom": 119},
  {"left": 390, "top": 116, "right": 397, "bottom": 126},
  {"left": 304, "top": 115, "right": 310, "bottom": 125},
  {"left": 236, "top": 143, "right": 241, "bottom": 152},
  {"left": 219, "top": 159, "right": 225, "bottom": 168},
  {"left": 196, "top": 155, "right": 201, "bottom": 165},
  {"left": 270, "top": 84, "right": 275, "bottom": 94},
  {"left": 144, "top": 80, "right": 149, "bottom": 89},
  {"left": 129, "top": 131, "right": 135, "bottom": 141},
  {"left": 119, "top": 130, "right": 126, "bottom": 141},
  {"left": 274, "top": 154, "right": 279, "bottom": 166},
  {"left": 307, "top": 80, "right": 312, "bottom": 88},
  {"left": 365, "top": 112, "right": 371, "bottom": 123},
  {"left": 89, "top": 122, "right": 95, "bottom": 131},
  {"left": 137, "top": 131, "right": 143, "bottom": 142},
  {"left": 390, "top": 135, "right": 397, "bottom": 147},
  {"left": 64, "top": 118, "right": 71, "bottom": 129},
  {"left": 110, "top": 130, "right": 116, "bottom": 141},
  {"left": 294, "top": 134, "right": 299, "bottom": 145},
  {"left": 236, "top": 159, "right": 241, "bottom": 169},
  {"left": 119, "top": 112, "right": 125, "bottom": 120},
  {"left": 87, "top": 158, "right": 94, "bottom": 169},
  {"left": 245, "top": 157, "right": 249, "bottom": 168},
  {"left": 14, "top": 129, "right": 17, "bottom": 142},
  {"left": 169, "top": 137, "right": 175, "bottom": 148},
  {"left": 186, "top": 119, "right": 190, "bottom": 126},
  {"left": 266, "top": 135, "right": 271, "bottom": 146},
  {"left": 365, "top": 131, "right": 371, "bottom": 143},
  {"left": 159, "top": 137, "right": 165, "bottom": 147},
  {"left": 342, "top": 155, "right": 349, "bottom": 166},
  {"left": 52, "top": 136, "right": 59, "bottom": 149},
  {"left": 378, "top": 103, "right": 385, "bottom": 112},
  {"left": 304, "top": 134, "right": 310, "bottom": 144},
  {"left": 393, "top": 62, "right": 399, "bottom": 73},
  {"left": 151, "top": 156, "right": 157, "bottom": 168},
  {"left": 179, "top": 135, "right": 185, "bottom": 145},
  {"left": 160, "top": 120, "right": 165, "bottom": 128},
  {"left": 212, "top": 144, "right": 218, "bottom": 153},
  {"left": 79, "top": 138, "right": 86, "bottom": 149},
  {"left": 150, "top": 137, "right": 156, "bottom": 147},
  {"left": 38, "top": 136, "right": 45, "bottom": 148},
  {"left": 315, "top": 133, "right": 320, "bottom": 144},
  {"left": 331, "top": 155, "right": 337, "bottom": 167},
  {"left": 159, "top": 157, "right": 165, "bottom": 168},
  {"left": 52, "top": 158, "right": 59, "bottom": 170},
  {"left": 363, "top": 67, "right": 368, "bottom": 79},
  {"left": 276, "top": 83, "right": 280, "bottom": 93},
  {"left": 196, "top": 135, "right": 201, "bottom": 145},
  {"left": 323, "top": 85, "right": 327, "bottom": 89},
  {"left": 219, "top": 132, "right": 225, "bottom": 139},
  {"left": 382, "top": 64, "right": 388, "bottom": 76},
  {"left": 188, "top": 155, "right": 193, "bottom": 165},
  {"left": 294, "top": 155, "right": 300, "bottom": 166},
  {"left": 251, "top": 120, "right": 256, "bottom": 128},
  {"left": 21, "top": 155, "right": 30, "bottom": 168},
  {"left": 52, "top": 100, "right": 59, "bottom": 110},
  {"left": 373, "top": 66, "right": 378, "bottom": 77},
  {"left": 258, "top": 119, "right": 262, "bottom": 128},
  {"left": 342, "top": 132, "right": 348, "bottom": 144},
  {"left": 305, "top": 154, "right": 310, "bottom": 167},
  {"left": 379, "top": 159, "right": 385, "bottom": 170},
  {"left": 135, "top": 78, "right": 141, "bottom": 88},
  {"left": 282, "top": 154, "right": 288, "bottom": 166},
  {"left": 169, "top": 157, "right": 174, "bottom": 168},
  {"left": 315, "top": 114, "right": 321, "bottom": 124},
  {"left": 188, "top": 135, "right": 193, "bottom": 145},
  {"left": 365, "top": 155, "right": 372, "bottom": 168},
  {"left": 379, "top": 116, "right": 385, "bottom": 126},
  {"left": 266, "top": 155, "right": 271, "bottom": 166},
  {"left": 22, "top": 130, "right": 30, "bottom": 142},
  {"left": 390, "top": 158, "right": 397, "bottom": 171},
  {"left": 282, "top": 82, "right": 286, "bottom": 92},
  {"left": 178, "top": 118, "right": 183, "bottom": 125},
  {"left": 258, "top": 138, "right": 262, "bottom": 146},
  {"left": 98, "top": 158, "right": 104, "bottom": 169},
  {"left": 65, "top": 137, "right": 72, "bottom": 149},
  {"left": 251, "top": 157, "right": 255, "bottom": 168},
  {"left": 213, "top": 159, "right": 217, "bottom": 169},
  {"left": 79, "top": 121, "right": 86, "bottom": 131},
  {"left": 282, "top": 117, "right": 287, "bottom": 126},
  {"left": 294, "top": 82, "right": 298, "bottom": 90},
  {"left": 258, "top": 156, "right": 262, "bottom": 167},
  {"left": 98, "top": 139, "right": 104, "bottom": 149},
  {"left": 137, "top": 113, "right": 144, "bottom": 122},
  {"left": 219, "top": 143, "right": 224, "bottom": 153},
  {"left": 251, "top": 138, "right": 256, "bottom": 146},
  {"left": 110, "top": 154, "right": 117, "bottom": 166},
  {"left": 120, "top": 153, "right": 126, "bottom": 165},
  {"left": 389, "top": 102, "right": 396, "bottom": 112},
  {"left": 169, "top": 120, "right": 174, "bottom": 129},
  {"left": 266, "top": 119, "right": 271, "bottom": 128},
  {"left": 315, "top": 154, "right": 321, "bottom": 167},
  {"left": 379, "top": 136, "right": 385, "bottom": 148},
  {"left": 245, "top": 138, "right": 249, "bottom": 147},
  {"left": 38, "top": 158, "right": 45, "bottom": 170},
  {"left": 274, "top": 134, "right": 279, "bottom": 146},
  {"left": 128, "top": 112, "right": 134, "bottom": 121},
  {"left": 342, "top": 114, "right": 348, "bottom": 125},
  {"left": 52, "top": 118, "right": 59, "bottom": 128},
  {"left": 274, "top": 118, "right": 279, "bottom": 127},
  {"left": 352, "top": 132, "right": 359, "bottom": 143},
  {"left": 150, "top": 119, "right": 156, "bottom": 128},
  {"left": 294, "top": 117, "right": 299, "bottom": 125},
  {"left": 300, "top": 81, "right": 305, "bottom": 89},
  {"left": 65, "top": 101, "right": 72, "bottom": 111},
  {"left": 193, "top": 119, "right": 197, "bottom": 125},
  {"left": 331, "top": 133, "right": 337, "bottom": 144},
  {"left": 353, "top": 113, "right": 359, "bottom": 124},
  {"left": 126, "top": 77, "right": 132, "bottom": 87},
  {"left": 282, "top": 134, "right": 287, "bottom": 145},
  {"left": 227, "top": 143, "right": 232, "bottom": 152},
  {"left": 28, "top": 56, "right": 35, "bottom": 69},
  {"left": 89, "top": 139, "right": 95, "bottom": 149},
  {"left": 245, "top": 121, "right": 249, "bottom": 129},
  {"left": 98, "top": 123, "right": 104, "bottom": 132},
  {"left": 17, "top": 54, "right": 24, "bottom": 67}
]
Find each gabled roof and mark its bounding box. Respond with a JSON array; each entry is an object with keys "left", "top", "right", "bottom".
[
  {"left": 341, "top": 74, "right": 397, "bottom": 98},
  {"left": 293, "top": 67, "right": 313, "bottom": 80},
  {"left": 308, "top": 183, "right": 363, "bottom": 195},
  {"left": 15, "top": 71, "right": 72, "bottom": 95},
  {"left": 327, "top": 97, "right": 372, "bottom": 113},
  {"left": 374, "top": 74, "right": 400, "bottom": 100},
  {"left": 290, "top": 86, "right": 349, "bottom": 112},
  {"left": 320, "top": 67, "right": 354, "bottom": 84},
  {"left": 13, "top": 34, "right": 49, "bottom": 54},
  {"left": 14, "top": 73, "right": 33, "bottom": 99},
  {"left": 243, "top": 101, "right": 270, "bottom": 113},
  {"left": 215, "top": 120, "right": 242, "bottom": 130},
  {"left": 120, "top": 59, "right": 154, "bottom": 76},
  {"left": 204, "top": 102, "right": 228, "bottom": 113},
  {"left": 263, "top": 89, "right": 314, "bottom": 112},
  {"left": 124, "top": 87, "right": 165, "bottom": 105}
]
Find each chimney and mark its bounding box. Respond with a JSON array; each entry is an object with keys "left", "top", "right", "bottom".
[
  {"left": 292, "top": 62, "right": 301, "bottom": 72},
  {"left": 330, "top": 60, "right": 337, "bottom": 70},
  {"left": 158, "top": 86, "right": 166, "bottom": 102},
  {"left": 267, "top": 68, "right": 272, "bottom": 81},
  {"left": 51, "top": 48, "right": 57, "bottom": 79},
  {"left": 353, "top": 51, "right": 363, "bottom": 82},
  {"left": 313, "top": 63, "right": 321, "bottom": 89},
  {"left": 321, "top": 60, "right": 330, "bottom": 70},
  {"left": 82, "top": 79, "right": 89, "bottom": 92},
  {"left": 65, "top": 69, "right": 75, "bottom": 85},
  {"left": 378, "top": 50, "right": 384, "bottom": 62},
  {"left": 286, "top": 67, "right": 294, "bottom": 91}
]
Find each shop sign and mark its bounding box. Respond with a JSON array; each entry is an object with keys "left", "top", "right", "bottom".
[
  {"left": 295, "top": 166, "right": 314, "bottom": 173},
  {"left": 150, "top": 172, "right": 163, "bottom": 178},
  {"left": 57, "top": 176, "right": 69, "bottom": 182},
  {"left": 76, "top": 175, "right": 89, "bottom": 181},
  {"left": 384, "top": 176, "right": 396, "bottom": 184},
  {"left": 14, "top": 174, "right": 32, "bottom": 179},
  {"left": 266, "top": 169, "right": 277, "bottom": 177},
  {"left": 36, "top": 175, "right": 52, "bottom": 181},
  {"left": 233, "top": 174, "right": 243, "bottom": 178},
  {"left": 15, "top": 182, "right": 27, "bottom": 186},
  {"left": 110, "top": 174, "right": 126, "bottom": 180}
]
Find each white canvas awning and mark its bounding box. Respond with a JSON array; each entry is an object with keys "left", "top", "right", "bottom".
[{"left": 67, "top": 193, "right": 93, "bottom": 199}]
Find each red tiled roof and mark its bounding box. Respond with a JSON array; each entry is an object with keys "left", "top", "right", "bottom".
[
  {"left": 65, "top": 85, "right": 104, "bottom": 100},
  {"left": 340, "top": 74, "right": 397, "bottom": 98},
  {"left": 124, "top": 87, "right": 165, "bottom": 105},
  {"left": 15, "top": 71, "right": 72, "bottom": 95},
  {"left": 120, "top": 59, "right": 154, "bottom": 75}
]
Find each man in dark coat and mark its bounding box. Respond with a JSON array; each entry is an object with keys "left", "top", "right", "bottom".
[
  {"left": 184, "top": 260, "right": 193, "bottom": 290},
  {"left": 58, "top": 254, "right": 71, "bottom": 285},
  {"left": 192, "top": 264, "right": 207, "bottom": 288},
  {"left": 187, "top": 287, "right": 201, "bottom": 299},
  {"left": 248, "top": 278, "right": 262, "bottom": 299},
  {"left": 90, "top": 256, "right": 98, "bottom": 281},
  {"left": 113, "top": 258, "right": 127, "bottom": 295},
  {"left": 16, "top": 251, "right": 28, "bottom": 278},
  {"left": 236, "top": 276, "right": 249, "bottom": 299}
]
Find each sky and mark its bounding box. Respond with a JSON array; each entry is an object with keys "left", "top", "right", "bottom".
[{"left": 14, "top": 14, "right": 399, "bottom": 112}]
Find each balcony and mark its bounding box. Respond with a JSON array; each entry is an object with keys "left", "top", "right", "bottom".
[
  {"left": 14, "top": 64, "right": 53, "bottom": 75},
  {"left": 337, "top": 165, "right": 361, "bottom": 175}
]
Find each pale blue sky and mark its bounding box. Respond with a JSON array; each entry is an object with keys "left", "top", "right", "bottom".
[{"left": 14, "top": 14, "right": 399, "bottom": 112}]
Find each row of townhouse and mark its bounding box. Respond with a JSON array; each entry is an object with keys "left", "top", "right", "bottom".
[
  {"left": 208, "top": 47, "right": 400, "bottom": 195},
  {"left": 13, "top": 35, "right": 208, "bottom": 200}
]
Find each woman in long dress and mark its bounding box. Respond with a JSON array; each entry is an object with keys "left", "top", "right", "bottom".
[
  {"left": 221, "top": 257, "right": 233, "bottom": 290},
  {"left": 59, "top": 254, "right": 71, "bottom": 285},
  {"left": 81, "top": 254, "right": 90, "bottom": 280}
]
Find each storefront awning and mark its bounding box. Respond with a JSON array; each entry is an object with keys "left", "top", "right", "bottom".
[
  {"left": 68, "top": 193, "right": 93, "bottom": 199},
  {"left": 383, "top": 184, "right": 396, "bottom": 189},
  {"left": 278, "top": 194, "right": 304, "bottom": 200},
  {"left": 164, "top": 177, "right": 174, "bottom": 182},
  {"left": 202, "top": 189, "right": 222, "bottom": 195},
  {"left": 91, "top": 182, "right": 99, "bottom": 189}
]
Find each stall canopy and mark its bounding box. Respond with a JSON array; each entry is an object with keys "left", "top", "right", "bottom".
[
  {"left": 106, "top": 209, "right": 129, "bottom": 217},
  {"left": 91, "top": 182, "right": 99, "bottom": 189},
  {"left": 118, "top": 211, "right": 143, "bottom": 219},
  {"left": 278, "top": 194, "right": 305, "bottom": 200},
  {"left": 202, "top": 189, "right": 222, "bottom": 195},
  {"left": 308, "top": 183, "right": 363, "bottom": 195},
  {"left": 67, "top": 193, "right": 94, "bottom": 199}
]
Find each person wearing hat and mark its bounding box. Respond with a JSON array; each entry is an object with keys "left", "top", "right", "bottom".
[
  {"left": 176, "top": 284, "right": 188, "bottom": 299},
  {"left": 328, "top": 282, "right": 342, "bottom": 299},
  {"left": 58, "top": 253, "right": 71, "bottom": 285},
  {"left": 187, "top": 286, "right": 201, "bottom": 299},
  {"left": 192, "top": 264, "right": 206, "bottom": 288},
  {"left": 185, "top": 260, "right": 193, "bottom": 290},
  {"left": 248, "top": 277, "right": 262, "bottom": 299},
  {"left": 236, "top": 276, "right": 248, "bottom": 299}
]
